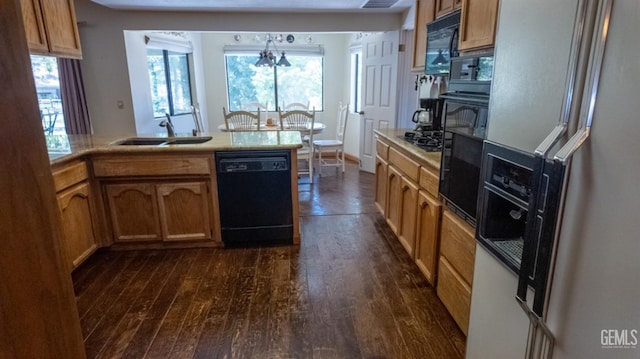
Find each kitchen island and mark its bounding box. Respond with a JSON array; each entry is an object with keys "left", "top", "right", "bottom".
[{"left": 49, "top": 131, "right": 303, "bottom": 270}]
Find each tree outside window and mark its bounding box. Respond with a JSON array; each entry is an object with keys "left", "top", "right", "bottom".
[
  {"left": 30, "top": 55, "right": 66, "bottom": 135},
  {"left": 147, "top": 49, "right": 193, "bottom": 118},
  {"left": 225, "top": 54, "right": 323, "bottom": 111}
]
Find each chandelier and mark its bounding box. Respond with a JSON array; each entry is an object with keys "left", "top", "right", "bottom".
[{"left": 255, "top": 34, "right": 291, "bottom": 67}]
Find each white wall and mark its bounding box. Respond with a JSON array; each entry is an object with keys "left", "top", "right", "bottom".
[
  {"left": 123, "top": 31, "right": 208, "bottom": 135},
  {"left": 74, "top": 0, "right": 407, "bottom": 137}
]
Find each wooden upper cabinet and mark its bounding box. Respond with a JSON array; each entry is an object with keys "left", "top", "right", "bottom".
[
  {"left": 458, "top": 0, "right": 499, "bottom": 51},
  {"left": 20, "top": 0, "right": 82, "bottom": 58},
  {"left": 20, "top": 0, "right": 48, "bottom": 53},
  {"left": 412, "top": 0, "right": 436, "bottom": 70},
  {"left": 435, "top": 0, "right": 461, "bottom": 18}
]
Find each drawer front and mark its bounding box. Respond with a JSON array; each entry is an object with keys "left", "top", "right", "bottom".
[
  {"left": 376, "top": 138, "right": 389, "bottom": 160},
  {"left": 52, "top": 160, "right": 88, "bottom": 192},
  {"left": 388, "top": 147, "right": 420, "bottom": 182},
  {"left": 437, "top": 256, "right": 472, "bottom": 335},
  {"left": 93, "top": 155, "right": 211, "bottom": 177},
  {"left": 440, "top": 210, "right": 476, "bottom": 285},
  {"left": 419, "top": 165, "right": 439, "bottom": 197}
]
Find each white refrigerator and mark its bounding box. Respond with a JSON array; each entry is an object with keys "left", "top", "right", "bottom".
[{"left": 466, "top": 0, "right": 640, "bottom": 358}]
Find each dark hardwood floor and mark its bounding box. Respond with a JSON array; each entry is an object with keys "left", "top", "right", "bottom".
[{"left": 73, "top": 161, "right": 466, "bottom": 358}]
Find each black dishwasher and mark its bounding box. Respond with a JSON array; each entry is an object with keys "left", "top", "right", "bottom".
[{"left": 215, "top": 150, "right": 293, "bottom": 247}]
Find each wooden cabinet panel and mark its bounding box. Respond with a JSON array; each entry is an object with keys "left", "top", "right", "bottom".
[
  {"left": 437, "top": 256, "right": 471, "bottom": 335},
  {"left": 412, "top": 0, "right": 436, "bottom": 70},
  {"left": 435, "top": 0, "right": 461, "bottom": 18},
  {"left": 93, "top": 155, "right": 212, "bottom": 178},
  {"left": 375, "top": 155, "right": 389, "bottom": 216},
  {"left": 415, "top": 190, "right": 442, "bottom": 284},
  {"left": 105, "top": 183, "right": 161, "bottom": 242},
  {"left": 386, "top": 165, "right": 403, "bottom": 234},
  {"left": 52, "top": 160, "right": 87, "bottom": 192},
  {"left": 20, "top": 0, "right": 82, "bottom": 58},
  {"left": 388, "top": 147, "right": 420, "bottom": 182},
  {"left": 397, "top": 176, "right": 420, "bottom": 257},
  {"left": 57, "top": 181, "right": 97, "bottom": 269},
  {"left": 20, "top": 0, "right": 48, "bottom": 52},
  {"left": 376, "top": 138, "right": 389, "bottom": 161},
  {"left": 157, "top": 182, "right": 212, "bottom": 242},
  {"left": 440, "top": 209, "right": 476, "bottom": 285},
  {"left": 419, "top": 165, "right": 439, "bottom": 197},
  {"left": 458, "top": 0, "right": 499, "bottom": 51}
]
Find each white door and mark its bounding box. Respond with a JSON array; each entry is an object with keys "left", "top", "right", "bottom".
[{"left": 359, "top": 31, "right": 399, "bottom": 173}]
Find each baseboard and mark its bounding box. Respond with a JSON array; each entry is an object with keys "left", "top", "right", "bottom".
[{"left": 313, "top": 152, "right": 358, "bottom": 163}]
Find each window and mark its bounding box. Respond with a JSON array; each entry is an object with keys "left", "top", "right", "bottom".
[
  {"left": 147, "top": 49, "right": 193, "bottom": 118},
  {"left": 30, "top": 55, "right": 66, "bottom": 135},
  {"left": 350, "top": 49, "right": 362, "bottom": 114},
  {"left": 225, "top": 53, "right": 323, "bottom": 111}
]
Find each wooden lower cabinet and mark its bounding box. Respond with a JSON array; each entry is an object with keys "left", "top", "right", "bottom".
[
  {"left": 437, "top": 255, "right": 472, "bottom": 335},
  {"left": 437, "top": 209, "right": 476, "bottom": 335},
  {"left": 386, "top": 165, "right": 403, "bottom": 234},
  {"left": 105, "top": 181, "right": 213, "bottom": 243},
  {"left": 157, "top": 182, "right": 212, "bottom": 242},
  {"left": 105, "top": 183, "right": 161, "bottom": 242},
  {"left": 57, "top": 181, "right": 98, "bottom": 269},
  {"left": 374, "top": 155, "right": 388, "bottom": 215},
  {"left": 415, "top": 190, "right": 442, "bottom": 284},
  {"left": 397, "top": 176, "right": 420, "bottom": 257}
]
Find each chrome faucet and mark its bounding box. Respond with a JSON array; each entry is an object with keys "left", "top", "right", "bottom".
[{"left": 159, "top": 113, "right": 175, "bottom": 137}]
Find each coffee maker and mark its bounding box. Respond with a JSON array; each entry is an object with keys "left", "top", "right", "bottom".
[{"left": 412, "top": 98, "right": 444, "bottom": 132}]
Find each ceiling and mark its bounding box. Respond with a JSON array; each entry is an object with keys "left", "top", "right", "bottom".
[{"left": 90, "top": 0, "right": 413, "bottom": 13}]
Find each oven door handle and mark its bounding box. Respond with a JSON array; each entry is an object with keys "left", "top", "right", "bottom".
[{"left": 448, "top": 27, "right": 459, "bottom": 58}]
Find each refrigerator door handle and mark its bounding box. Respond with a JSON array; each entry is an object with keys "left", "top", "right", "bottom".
[{"left": 554, "top": 0, "right": 613, "bottom": 163}]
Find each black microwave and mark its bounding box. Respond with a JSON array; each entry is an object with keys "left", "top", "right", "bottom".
[{"left": 424, "top": 10, "right": 460, "bottom": 75}]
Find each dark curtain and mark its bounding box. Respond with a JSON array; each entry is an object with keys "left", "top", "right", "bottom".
[{"left": 58, "top": 58, "right": 92, "bottom": 134}]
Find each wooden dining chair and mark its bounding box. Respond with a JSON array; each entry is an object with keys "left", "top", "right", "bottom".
[
  {"left": 279, "top": 108, "right": 316, "bottom": 183},
  {"left": 282, "top": 101, "right": 310, "bottom": 111},
  {"left": 313, "top": 102, "right": 349, "bottom": 176},
  {"left": 242, "top": 101, "right": 269, "bottom": 123},
  {"left": 223, "top": 107, "right": 261, "bottom": 131}
]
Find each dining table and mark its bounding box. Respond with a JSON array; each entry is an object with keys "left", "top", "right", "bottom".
[{"left": 217, "top": 121, "right": 326, "bottom": 134}]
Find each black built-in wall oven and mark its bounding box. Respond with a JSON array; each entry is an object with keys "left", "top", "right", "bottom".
[{"left": 438, "top": 54, "right": 493, "bottom": 225}]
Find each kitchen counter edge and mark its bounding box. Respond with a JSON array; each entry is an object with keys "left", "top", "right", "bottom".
[
  {"left": 374, "top": 129, "right": 442, "bottom": 170},
  {"left": 48, "top": 132, "right": 304, "bottom": 166}
]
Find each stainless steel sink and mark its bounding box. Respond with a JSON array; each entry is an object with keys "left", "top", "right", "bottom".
[
  {"left": 164, "top": 136, "right": 212, "bottom": 145},
  {"left": 112, "top": 136, "right": 212, "bottom": 146}
]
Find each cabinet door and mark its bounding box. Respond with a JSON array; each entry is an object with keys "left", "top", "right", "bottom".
[
  {"left": 386, "top": 166, "right": 403, "bottom": 235},
  {"left": 21, "top": 0, "right": 82, "bottom": 57},
  {"left": 437, "top": 256, "right": 472, "bottom": 335},
  {"left": 412, "top": 0, "right": 436, "bottom": 70},
  {"left": 105, "top": 183, "right": 161, "bottom": 242},
  {"left": 157, "top": 182, "right": 212, "bottom": 242},
  {"left": 435, "top": 0, "right": 457, "bottom": 17},
  {"left": 440, "top": 209, "right": 476, "bottom": 285},
  {"left": 20, "top": 0, "right": 48, "bottom": 52},
  {"left": 57, "top": 181, "right": 97, "bottom": 269},
  {"left": 397, "top": 177, "right": 420, "bottom": 257},
  {"left": 458, "top": 0, "right": 499, "bottom": 51},
  {"left": 375, "top": 155, "right": 389, "bottom": 216},
  {"left": 41, "top": 0, "right": 82, "bottom": 57},
  {"left": 415, "top": 190, "right": 442, "bottom": 284}
]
